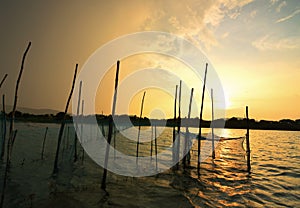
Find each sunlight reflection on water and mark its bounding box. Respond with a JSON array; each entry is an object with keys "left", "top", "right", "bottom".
[{"left": 1, "top": 123, "right": 299, "bottom": 207}]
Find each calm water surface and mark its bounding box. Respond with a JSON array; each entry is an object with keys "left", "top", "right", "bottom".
[{"left": 0, "top": 122, "right": 299, "bottom": 207}]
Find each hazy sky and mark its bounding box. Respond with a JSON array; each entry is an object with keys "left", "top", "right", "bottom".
[{"left": 0, "top": 0, "right": 299, "bottom": 120}]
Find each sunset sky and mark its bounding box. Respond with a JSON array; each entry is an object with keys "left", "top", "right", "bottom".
[{"left": 0, "top": 0, "right": 299, "bottom": 120}]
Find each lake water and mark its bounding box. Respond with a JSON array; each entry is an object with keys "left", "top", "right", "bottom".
[{"left": 0, "top": 122, "right": 299, "bottom": 207}]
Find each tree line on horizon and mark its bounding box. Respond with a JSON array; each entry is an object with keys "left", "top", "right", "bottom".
[{"left": 1, "top": 110, "right": 300, "bottom": 131}]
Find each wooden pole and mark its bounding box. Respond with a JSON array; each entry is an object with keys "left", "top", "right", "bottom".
[
  {"left": 101, "top": 120, "right": 106, "bottom": 137},
  {"left": 53, "top": 64, "right": 78, "bottom": 175},
  {"left": 154, "top": 125, "right": 158, "bottom": 172},
  {"left": 0, "top": 130, "right": 17, "bottom": 208},
  {"left": 8, "top": 42, "right": 31, "bottom": 164},
  {"left": 211, "top": 89, "right": 215, "bottom": 159},
  {"left": 113, "top": 126, "right": 116, "bottom": 160},
  {"left": 1, "top": 42, "right": 31, "bottom": 208},
  {"left": 136, "top": 91, "right": 146, "bottom": 165},
  {"left": 81, "top": 98, "right": 84, "bottom": 119},
  {"left": 101, "top": 111, "right": 106, "bottom": 139},
  {"left": 246, "top": 106, "right": 251, "bottom": 172},
  {"left": 0, "top": 74, "right": 8, "bottom": 89},
  {"left": 0, "top": 97, "right": 3, "bottom": 158},
  {"left": 74, "top": 81, "right": 82, "bottom": 162},
  {"left": 101, "top": 60, "right": 120, "bottom": 190},
  {"left": 41, "top": 127, "right": 49, "bottom": 160},
  {"left": 183, "top": 88, "right": 194, "bottom": 167},
  {"left": 150, "top": 125, "right": 153, "bottom": 163},
  {"left": 197, "top": 63, "right": 208, "bottom": 174},
  {"left": 176, "top": 80, "right": 182, "bottom": 169},
  {"left": 8, "top": 42, "right": 31, "bottom": 161},
  {"left": 0, "top": 74, "right": 8, "bottom": 160},
  {"left": 1, "top": 95, "right": 7, "bottom": 160},
  {"left": 61, "top": 127, "right": 66, "bottom": 159},
  {"left": 172, "top": 85, "right": 178, "bottom": 167},
  {"left": 81, "top": 99, "right": 84, "bottom": 163}
]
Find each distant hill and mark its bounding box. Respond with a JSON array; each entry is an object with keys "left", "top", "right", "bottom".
[{"left": 5, "top": 105, "right": 60, "bottom": 115}]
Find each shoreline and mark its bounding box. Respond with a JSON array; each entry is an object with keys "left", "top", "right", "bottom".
[{"left": 5, "top": 117, "right": 300, "bottom": 132}]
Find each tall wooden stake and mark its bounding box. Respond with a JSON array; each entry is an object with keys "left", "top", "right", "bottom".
[
  {"left": 7, "top": 42, "right": 31, "bottom": 162},
  {"left": 136, "top": 91, "right": 146, "bottom": 165},
  {"left": 74, "top": 80, "right": 82, "bottom": 162},
  {"left": 150, "top": 125, "right": 153, "bottom": 163},
  {"left": 246, "top": 106, "right": 251, "bottom": 172},
  {"left": 197, "top": 63, "right": 208, "bottom": 174},
  {"left": 154, "top": 125, "right": 158, "bottom": 172},
  {"left": 101, "top": 120, "right": 106, "bottom": 137},
  {"left": 8, "top": 42, "right": 31, "bottom": 161},
  {"left": 0, "top": 74, "right": 8, "bottom": 89},
  {"left": 113, "top": 127, "right": 116, "bottom": 160},
  {"left": 53, "top": 64, "right": 78, "bottom": 175},
  {"left": 1, "top": 95, "right": 6, "bottom": 160},
  {"left": 1, "top": 74, "right": 8, "bottom": 160},
  {"left": 101, "top": 60, "right": 120, "bottom": 190},
  {"left": 176, "top": 80, "right": 182, "bottom": 169},
  {"left": 211, "top": 89, "right": 215, "bottom": 159},
  {"left": 81, "top": 99, "right": 84, "bottom": 163},
  {"left": 183, "top": 88, "right": 194, "bottom": 168},
  {"left": 1, "top": 42, "right": 31, "bottom": 208},
  {"left": 172, "top": 85, "right": 178, "bottom": 167},
  {"left": 41, "top": 127, "right": 49, "bottom": 160}
]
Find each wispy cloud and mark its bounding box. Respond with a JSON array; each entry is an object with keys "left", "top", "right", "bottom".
[
  {"left": 276, "top": 1, "right": 286, "bottom": 12},
  {"left": 276, "top": 9, "right": 300, "bottom": 23},
  {"left": 141, "top": 0, "right": 254, "bottom": 50},
  {"left": 252, "top": 35, "right": 300, "bottom": 50}
]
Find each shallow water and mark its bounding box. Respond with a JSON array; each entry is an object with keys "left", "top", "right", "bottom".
[{"left": 0, "top": 122, "right": 299, "bottom": 207}]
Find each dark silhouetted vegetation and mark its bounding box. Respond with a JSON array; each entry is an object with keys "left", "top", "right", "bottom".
[{"left": 1, "top": 112, "right": 300, "bottom": 131}]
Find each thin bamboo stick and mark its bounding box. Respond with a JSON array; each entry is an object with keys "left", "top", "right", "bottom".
[
  {"left": 0, "top": 93, "right": 7, "bottom": 160},
  {"left": 172, "top": 85, "right": 178, "bottom": 167},
  {"left": 0, "top": 129, "right": 17, "bottom": 208},
  {"left": 0, "top": 98, "right": 2, "bottom": 158},
  {"left": 41, "top": 127, "right": 49, "bottom": 160},
  {"left": 176, "top": 80, "right": 182, "bottom": 169},
  {"left": 101, "top": 111, "right": 106, "bottom": 137},
  {"left": 81, "top": 99, "right": 84, "bottom": 163},
  {"left": 53, "top": 64, "right": 78, "bottom": 175},
  {"left": 211, "top": 89, "right": 215, "bottom": 159},
  {"left": 155, "top": 125, "right": 158, "bottom": 172},
  {"left": 0, "top": 74, "right": 8, "bottom": 89},
  {"left": 113, "top": 126, "right": 116, "bottom": 160},
  {"left": 74, "top": 81, "right": 82, "bottom": 162},
  {"left": 61, "top": 127, "right": 66, "bottom": 159},
  {"left": 1, "top": 95, "right": 7, "bottom": 160},
  {"left": 1, "top": 42, "right": 31, "bottom": 208},
  {"left": 197, "top": 63, "right": 208, "bottom": 175},
  {"left": 246, "top": 106, "right": 251, "bottom": 172},
  {"left": 183, "top": 88, "right": 194, "bottom": 167},
  {"left": 136, "top": 91, "right": 146, "bottom": 166},
  {"left": 101, "top": 60, "right": 120, "bottom": 190},
  {"left": 150, "top": 125, "right": 153, "bottom": 163},
  {"left": 101, "top": 120, "right": 106, "bottom": 137},
  {"left": 8, "top": 42, "right": 31, "bottom": 163}
]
